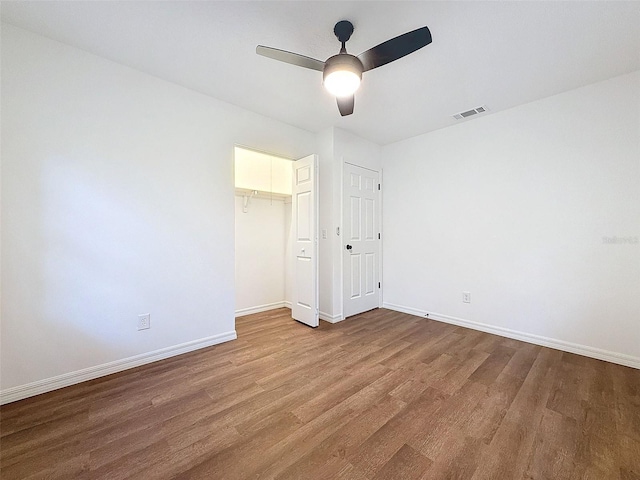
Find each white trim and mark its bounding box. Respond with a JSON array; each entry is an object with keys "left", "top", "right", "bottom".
[
  {"left": 284, "top": 301, "right": 292, "bottom": 309},
  {"left": 343, "top": 161, "right": 379, "bottom": 173},
  {"left": 320, "top": 311, "right": 344, "bottom": 324},
  {"left": 383, "top": 303, "right": 425, "bottom": 318},
  {"left": 377, "top": 167, "right": 384, "bottom": 309},
  {"left": 0, "top": 331, "right": 237, "bottom": 405},
  {"left": 383, "top": 303, "right": 640, "bottom": 370},
  {"left": 338, "top": 155, "right": 345, "bottom": 326},
  {"left": 235, "top": 301, "right": 287, "bottom": 317}
]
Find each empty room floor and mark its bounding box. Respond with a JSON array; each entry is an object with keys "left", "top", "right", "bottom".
[{"left": 1, "top": 308, "right": 639, "bottom": 479}]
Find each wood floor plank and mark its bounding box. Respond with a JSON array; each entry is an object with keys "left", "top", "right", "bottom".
[
  {"left": 418, "top": 434, "right": 484, "bottom": 480},
  {"left": 1, "top": 307, "right": 638, "bottom": 480},
  {"left": 409, "top": 379, "right": 488, "bottom": 460},
  {"left": 618, "top": 434, "right": 640, "bottom": 480},
  {"left": 291, "top": 364, "right": 390, "bottom": 424},
  {"left": 129, "top": 426, "right": 241, "bottom": 479},
  {"left": 469, "top": 347, "right": 561, "bottom": 480},
  {"left": 348, "top": 387, "right": 450, "bottom": 478},
  {"left": 467, "top": 345, "right": 517, "bottom": 386},
  {"left": 173, "top": 411, "right": 303, "bottom": 479},
  {"left": 523, "top": 408, "right": 579, "bottom": 480},
  {"left": 431, "top": 348, "right": 490, "bottom": 395},
  {"left": 546, "top": 356, "right": 593, "bottom": 421},
  {"left": 460, "top": 371, "right": 526, "bottom": 445},
  {"left": 274, "top": 394, "right": 407, "bottom": 480},
  {"left": 372, "top": 443, "right": 432, "bottom": 480},
  {"left": 249, "top": 396, "right": 364, "bottom": 478}
]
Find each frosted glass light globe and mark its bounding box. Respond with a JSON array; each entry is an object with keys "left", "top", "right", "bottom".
[
  {"left": 323, "top": 54, "right": 364, "bottom": 98},
  {"left": 323, "top": 70, "right": 361, "bottom": 97}
]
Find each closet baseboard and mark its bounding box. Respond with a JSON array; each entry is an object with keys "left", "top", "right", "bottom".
[{"left": 235, "top": 302, "right": 288, "bottom": 317}]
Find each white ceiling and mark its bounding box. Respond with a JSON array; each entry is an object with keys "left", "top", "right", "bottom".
[{"left": 2, "top": 1, "right": 639, "bottom": 145}]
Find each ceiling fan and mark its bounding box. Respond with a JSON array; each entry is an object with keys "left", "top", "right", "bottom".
[{"left": 257, "top": 21, "right": 432, "bottom": 116}]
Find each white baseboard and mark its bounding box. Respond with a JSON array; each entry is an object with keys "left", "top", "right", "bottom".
[
  {"left": 320, "top": 311, "right": 344, "bottom": 324},
  {"left": 284, "top": 301, "right": 292, "bottom": 309},
  {"left": 383, "top": 302, "right": 640, "bottom": 370},
  {"left": 235, "top": 301, "right": 287, "bottom": 317},
  {"left": 0, "top": 331, "right": 237, "bottom": 405}
]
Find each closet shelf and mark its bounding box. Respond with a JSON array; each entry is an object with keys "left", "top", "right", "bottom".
[{"left": 235, "top": 188, "right": 290, "bottom": 201}]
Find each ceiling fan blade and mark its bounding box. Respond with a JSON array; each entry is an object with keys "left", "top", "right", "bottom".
[
  {"left": 337, "top": 95, "right": 354, "bottom": 116},
  {"left": 357, "top": 26, "right": 432, "bottom": 72},
  {"left": 256, "top": 46, "right": 325, "bottom": 71}
]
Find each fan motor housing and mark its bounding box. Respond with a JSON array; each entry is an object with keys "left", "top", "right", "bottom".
[{"left": 323, "top": 54, "right": 364, "bottom": 81}]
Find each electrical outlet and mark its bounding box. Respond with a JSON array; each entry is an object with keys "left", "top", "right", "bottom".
[
  {"left": 462, "top": 292, "right": 471, "bottom": 304},
  {"left": 138, "top": 313, "right": 150, "bottom": 330}
]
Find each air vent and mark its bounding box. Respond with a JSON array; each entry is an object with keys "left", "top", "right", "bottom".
[{"left": 453, "top": 105, "right": 489, "bottom": 120}]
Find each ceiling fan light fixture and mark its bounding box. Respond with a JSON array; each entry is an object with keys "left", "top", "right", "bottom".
[
  {"left": 257, "top": 22, "right": 432, "bottom": 116},
  {"left": 323, "top": 54, "right": 363, "bottom": 97}
]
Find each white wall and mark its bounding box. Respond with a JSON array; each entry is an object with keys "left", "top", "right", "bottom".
[
  {"left": 284, "top": 197, "right": 293, "bottom": 307},
  {"left": 234, "top": 195, "right": 290, "bottom": 315},
  {"left": 382, "top": 71, "right": 640, "bottom": 367},
  {"left": 0, "top": 24, "right": 316, "bottom": 401},
  {"left": 334, "top": 128, "right": 383, "bottom": 172},
  {"left": 316, "top": 128, "right": 336, "bottom": 321}
]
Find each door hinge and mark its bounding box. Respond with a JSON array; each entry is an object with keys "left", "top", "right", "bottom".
[
  {"left": 378, "top": 233, "right": 381, "bottom": 240},
  {"left": 378, "top": 184, "right": 381, "bottom": 190},
  {"left": 378, "top": 282, "right": 381, "bottom": 288}
]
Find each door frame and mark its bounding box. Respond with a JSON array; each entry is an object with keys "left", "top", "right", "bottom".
[{"left": 340, "top": 160, "right": 383, "bottom": 320}]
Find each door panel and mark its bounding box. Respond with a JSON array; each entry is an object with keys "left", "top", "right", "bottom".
[
  {"left": 292, "top": 155, "right": 318, "bottom": 327},
  {"left": 295, "top": 256, "right": 312, "bottom": 308},
  {"left": 365, "top": 198, "right": 375, "bottom": 240},
  {"left": 350, "top": 196, "right": 361, "bottom": 239},
  {"left": 349, "top": 254, "right": 361, "bottom": 299},
  {"left": 296, "top": 191, "right": 311, "bottom": 241},
  {"left": 365, "top": 253, "right": 375, "bottom": 295},
  {"left": 343, "top": 163, "right": 380, "bottom": 318}
]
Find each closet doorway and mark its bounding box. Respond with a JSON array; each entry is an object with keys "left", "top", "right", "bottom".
[{"left": 234, "top": 147, "right": 318, "bottom": 327}]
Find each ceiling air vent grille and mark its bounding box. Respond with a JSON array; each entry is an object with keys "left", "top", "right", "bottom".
[{"left": 453, "top": 105, "right": 488, "bottom": 120}]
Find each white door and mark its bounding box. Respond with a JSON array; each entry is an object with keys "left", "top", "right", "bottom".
[
  {"left": 291, "top": 155, "right": 319, "bottom": 327},
  {"left": 343, "top": 163, "right": 380, "bottom": 318}
]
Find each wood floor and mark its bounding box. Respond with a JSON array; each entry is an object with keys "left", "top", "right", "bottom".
[{"left": 1, "top": 308, "right": 639, "bottom": 479}]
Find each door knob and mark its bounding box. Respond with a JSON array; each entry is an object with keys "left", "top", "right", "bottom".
[{"left": 346, "top": 244, "right": 352, "bottom": 250}]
